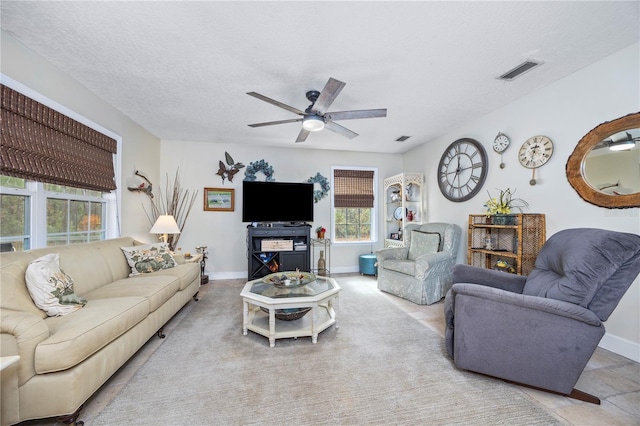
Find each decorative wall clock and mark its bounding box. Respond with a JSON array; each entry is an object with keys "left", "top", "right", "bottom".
[
  {"left": 438, "top": 138, "right": 488, "bottom": 202},
  {"left": 492, "top": 132, "right": 510, "bottom": 169},
  {"left": 518, "top": 135, "right": 554, "bottom": 185}
]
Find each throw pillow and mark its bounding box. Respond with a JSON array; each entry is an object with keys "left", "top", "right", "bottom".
[
  {"left": 25, "top": 253, "right": 87, "bottom": 317},
  {"left": 121, "top": 243, "right": 177, "bottom": 277},
  {"left": 408, "top": 231, "right": 441, "bottom": 261}
]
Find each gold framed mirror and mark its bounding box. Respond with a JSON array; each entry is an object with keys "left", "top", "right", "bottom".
[{"left": 566, "top": 112, "right": 640, "bottom": 209}]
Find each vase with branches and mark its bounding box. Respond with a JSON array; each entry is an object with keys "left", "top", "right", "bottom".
[{"left": 144, "top": 169, "right": 198, "bottom": 251}]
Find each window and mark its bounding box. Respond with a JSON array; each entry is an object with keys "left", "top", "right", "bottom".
[
  {"left": 331, "top": 167, "right": 377, "bottom": 243},
  {"left": 0, "top": 176, "right": 30, "bottom": 251},
  {"left": 0, "top": 176, "right": 109, "bottom": 250},
  {"left": 0, "top": 78, "right": 120, "bottom": 251}
]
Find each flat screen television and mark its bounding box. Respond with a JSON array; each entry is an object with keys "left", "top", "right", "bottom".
[{"left": 242, "top": 181, "right": 314, "bottom": 224}]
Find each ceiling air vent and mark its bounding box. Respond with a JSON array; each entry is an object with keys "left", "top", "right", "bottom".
[
  {"left": 395, "top": 136, "right": 411, "bottom": 142},
  {"left": 498, "top": 60, "right": 542, "bottom": 81}
]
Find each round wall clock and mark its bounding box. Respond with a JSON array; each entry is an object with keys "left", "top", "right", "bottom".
[
  {"left": 519, "top": 135, "right": 554, "bottom": 185},
  {"left": 492, "top": 132, "right": 510, "bottom": 153},
  {"left": 493, "top": 132, "right": 510, "bottom": 169},
  {"left": 438, "top": 138, "right": 488, "bottom": 202},
  {"left": 518, "top": 135, "right": 554, "bottom": 169}
]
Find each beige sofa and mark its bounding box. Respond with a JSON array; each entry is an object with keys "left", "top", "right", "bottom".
[{"left": 0, "top": 237, "right": 200, "bottom": 425}]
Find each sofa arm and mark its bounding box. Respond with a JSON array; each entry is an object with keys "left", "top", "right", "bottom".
[
  {"left": 375, "top": 247, "right": 409, "bottom": 263},
  {"left": 414, "top": 252, "right": 453, "bottom": 280},
  {"left": 451, "top": 283, "right": 602, "bottom": 326},
  {"left": 0, "top": 309, "right": 50, "bottom": 385},
  {"left": 452, "top": 264, "right": 527, "bottom": 293}
]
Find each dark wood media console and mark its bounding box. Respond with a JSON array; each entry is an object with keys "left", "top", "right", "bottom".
[{"left": 247, "top": 224, "right": 311, "bottom": 280}]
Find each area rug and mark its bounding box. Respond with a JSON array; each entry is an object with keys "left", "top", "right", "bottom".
[{"left": 92, "top": 275, "right": 559, "bottom": 425}]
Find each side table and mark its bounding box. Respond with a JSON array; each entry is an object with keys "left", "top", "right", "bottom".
[
  {"left": 184, "top": 253, "right": 208, "bottom": 284},
  {"left": 310, "top": 238, "right": 331, "bottom": 276}
]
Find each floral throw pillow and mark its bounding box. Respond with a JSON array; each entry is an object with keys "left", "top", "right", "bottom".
[
  {"left": 25, "top": 253, "right": 87, "bottom": 316},
  {"left": 121, "top": 243, "right": 177, "bottom": 277}
]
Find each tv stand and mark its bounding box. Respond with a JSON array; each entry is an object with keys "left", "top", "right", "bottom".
[{"left": 247, "top": 224, "right": 311, "bottom": 280}]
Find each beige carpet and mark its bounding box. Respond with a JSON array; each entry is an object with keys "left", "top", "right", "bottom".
[{"left": 93, "top": 275, "right": 559, "bottom": 425}]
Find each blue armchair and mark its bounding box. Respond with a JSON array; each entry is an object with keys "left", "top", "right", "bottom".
[{"left": 444, "top": 228, "right": 640, "bottom": 404}]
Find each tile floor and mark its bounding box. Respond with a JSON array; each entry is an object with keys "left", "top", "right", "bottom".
[{"left": 19, "top": 275, "right": 640, "bottom": 425}]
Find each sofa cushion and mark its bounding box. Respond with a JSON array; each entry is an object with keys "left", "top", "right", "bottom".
[
  {"left": 83, "top": 274, "right": 181, "bottom": 312},
  {"left": 121, "top": 243, "right": 177, "bottom": 277},
  {"left": 25, "top": 253, "right": 87, "bottom": 317},
  {"left": 408, "top": 231, "right": 441, "bottom": 261},
  {"left": 144, "top": 263, "right": 200, "bottom": 291},
  {"left": 382, "top": 259, "right": 415, "bottom": 276},
  {"left": 35, "top": 296, "right": 149, "bottom": 373},
  {"left": 1, "top": 252, "right": 47, "bottom": 318}
]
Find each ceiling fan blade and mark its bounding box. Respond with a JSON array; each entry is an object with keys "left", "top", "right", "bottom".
[
  {"left": 325, "top": 109, "right": 387, "bottom": 121},
  {"left": 248, "top": 118, "right": 302, "bottom": 128},
  {"left": 310, "top": 78, "right": 346, "bottom": 115},
  {"left": 325, "top": 120, "right": 358, "bottom": 139},
  {"left": 295, "top": 128, "right": 311, "bottom": 143},
  {"left": 246, "top": 92, "right": 305, "bottom": 115}
]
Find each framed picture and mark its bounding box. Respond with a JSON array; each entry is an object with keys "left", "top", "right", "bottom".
[{"left": 204, "top": 188, "right": 234, "bottom": 212}]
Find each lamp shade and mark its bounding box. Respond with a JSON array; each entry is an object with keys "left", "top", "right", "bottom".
[
  {"left": 302, "top": 115, "right": 325, "bottom": 131},
  {"left": 150, "top": 215, "right": 181, "bottom": 235}
]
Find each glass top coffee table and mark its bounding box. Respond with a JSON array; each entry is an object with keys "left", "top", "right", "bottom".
[{"left": 240, "top": 273, "right": 340, "bottom": 347}]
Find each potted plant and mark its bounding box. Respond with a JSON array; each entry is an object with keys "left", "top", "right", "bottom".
[
  {"left": 316, "top": 226, "right": 326, "bottom": 239},
  {"left": 484, "top": 188, "right": 529, "bottom": 225}
]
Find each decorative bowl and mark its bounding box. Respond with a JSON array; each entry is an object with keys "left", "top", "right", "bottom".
[
  {"left": 260, "top": 306, "right": 312, "bottom": 321},
  {"left": 263, "top": 271, "right": 316, "bottom": 287}
]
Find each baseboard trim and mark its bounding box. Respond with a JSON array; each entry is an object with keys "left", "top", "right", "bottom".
[{"left": 599, "top": 333, "right": 640, "bottom": 362}]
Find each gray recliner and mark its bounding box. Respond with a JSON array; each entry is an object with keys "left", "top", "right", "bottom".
[
  {"left": 444, "top": 228, "right": 640, "bottom": 404},
  {"left": 376, "top": 223, "right": 461, "bottom": 305}
]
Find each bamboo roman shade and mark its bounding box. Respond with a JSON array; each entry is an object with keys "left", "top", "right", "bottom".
[
  {"left": 333, "top": 169, "right": 375, "bottom": 208},
  {"left": 0, "top": 84, "right": 117, "bottom": 191}
]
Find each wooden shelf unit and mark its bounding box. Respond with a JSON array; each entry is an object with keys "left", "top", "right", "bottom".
[{"left": 467, "top": 214, "right": 546, "bottom": 275}]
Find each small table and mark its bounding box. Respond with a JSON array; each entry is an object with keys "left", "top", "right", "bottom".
[{"left": 240, "top": 275, "right": 340, "bottom": 347}]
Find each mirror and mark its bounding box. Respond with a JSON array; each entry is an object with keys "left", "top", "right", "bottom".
[{"left": 567, "top": 112, "right": 640, "bottom": 209}]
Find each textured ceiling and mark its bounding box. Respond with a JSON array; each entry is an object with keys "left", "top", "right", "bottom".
[{"left": 1, "top": 1, "right": 639, "bottom": 154}]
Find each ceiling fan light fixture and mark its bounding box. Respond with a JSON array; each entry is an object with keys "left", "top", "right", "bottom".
[
  {"left": 302, "top": 115, "right": 325, "bottom": 131},
  {"left": 609, "top": 140, "right": 636, "bottom": 151}
]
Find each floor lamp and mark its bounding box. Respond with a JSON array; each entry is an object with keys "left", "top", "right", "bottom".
[{"left": 150, "top": 215, "right": 181, "bottom": 245}]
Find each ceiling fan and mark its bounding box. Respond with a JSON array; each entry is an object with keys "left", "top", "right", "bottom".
[
  {"left": 593, "top": 131, "right": 639, "bottom": 151},
  {"left": 247, "top": 77, "right": 387, "bottom": 143}
]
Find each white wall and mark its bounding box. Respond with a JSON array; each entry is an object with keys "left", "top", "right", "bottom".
[
  {"left": 159, "top": 141, "right": 403, "bottom": 278},
  {"left": 403, "top": 43, "right": 640, "bottom": 361},
  {"left": 0, "top": 30, "right": 162, "bottom": 241}
]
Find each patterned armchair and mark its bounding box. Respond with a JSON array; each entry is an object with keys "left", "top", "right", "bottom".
[{"left": 376, "top": 223, "right": 461, "bottom": 305}]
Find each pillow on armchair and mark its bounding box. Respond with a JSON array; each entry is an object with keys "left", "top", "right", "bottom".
[{"left": 408, "top": 231, "right": 441, "bottom": 260}]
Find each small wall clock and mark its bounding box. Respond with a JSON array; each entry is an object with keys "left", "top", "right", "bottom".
[
  {"left": 438, "top": 138, "right": 488, "bottom": 202},
  {"left": 518, "top": 135, "right": 554, "bottom": 185},
  {"left": 492, "top": 132, "right": 510, "bottom": 169}
]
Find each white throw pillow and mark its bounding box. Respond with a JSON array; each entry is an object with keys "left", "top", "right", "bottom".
[
  {"left": 25, "top": 253, "right": 87, "bottom": 316},
  {"left": 121, "top": 243, "right": 177, "bottom": 277}
]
